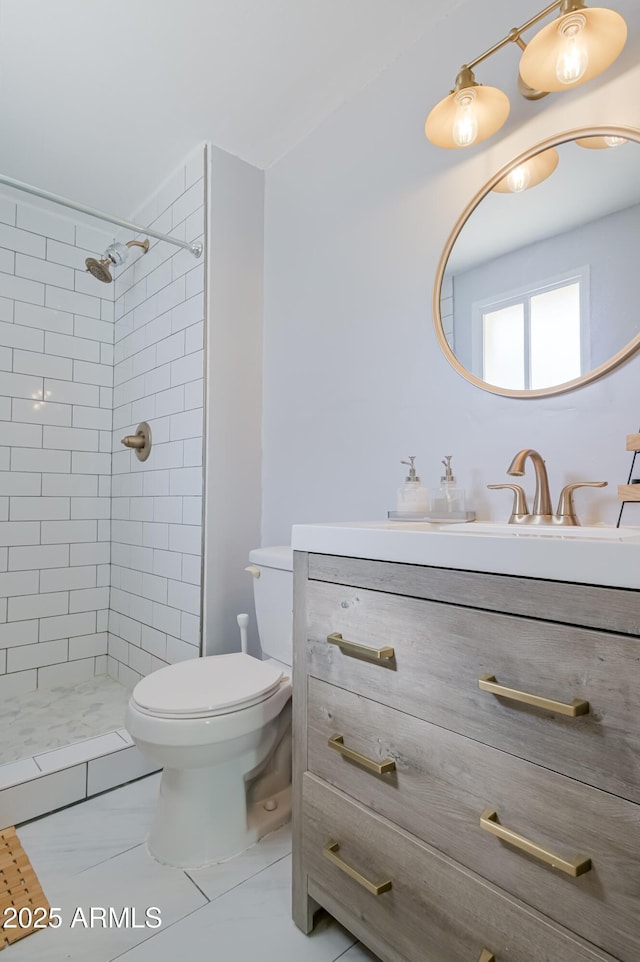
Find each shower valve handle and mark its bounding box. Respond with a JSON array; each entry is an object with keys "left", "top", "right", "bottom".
[
  {"left": 121, "top": 434, "right": 145, "bottom": 450},
  {"left": 120, "top": 422, "right": 152, "bottom": 461}
]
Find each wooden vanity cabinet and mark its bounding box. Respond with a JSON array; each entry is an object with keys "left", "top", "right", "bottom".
[{"left": 292, "top": 552, "right": 640, "bottom": 962}]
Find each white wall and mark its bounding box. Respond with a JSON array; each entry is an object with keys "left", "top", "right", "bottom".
[
  {"left": 108, "top": 148, "right": 206, "bottom": 688},
  {"left": 203, "top": 147, "right": 264, "bottom": 658},
  {"left": 263, "top": 0, "right": 640, "bottom": 541},
  {"left": 0, "top": 199, "right": 114, "bottom": 696}
]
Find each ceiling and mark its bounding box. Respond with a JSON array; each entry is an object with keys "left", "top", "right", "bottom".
[{"left": 0, "top": 0, "right": 460, "bottom": 218}]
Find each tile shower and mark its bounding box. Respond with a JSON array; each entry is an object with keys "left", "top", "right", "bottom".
[{"left": 0, "top": 147, "right": 206, "bottom": 817}]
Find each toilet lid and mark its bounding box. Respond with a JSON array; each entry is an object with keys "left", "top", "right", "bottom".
[{"left": 131, "top": 653, "right": 283, "bottom": 717}]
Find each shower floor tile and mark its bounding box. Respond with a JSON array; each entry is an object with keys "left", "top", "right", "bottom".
[{"left": 0, "top": 674, "right": 130, "bottom": 766}]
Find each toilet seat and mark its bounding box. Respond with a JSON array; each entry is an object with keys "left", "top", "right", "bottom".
[{"left": 131, "top": 653, "right": 284, "bottom": 719}]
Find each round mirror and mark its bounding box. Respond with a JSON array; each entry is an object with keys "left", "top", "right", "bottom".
[{"left": 434, "top": 126, "right": 640, "bottom": 397}]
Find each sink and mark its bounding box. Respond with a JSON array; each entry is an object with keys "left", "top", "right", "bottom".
[
  {"left": 292, "top": 519, "right": 640, "bottom": 590},
  {"left": 444, "top": 522, "right": 640, "bottom": 541}
]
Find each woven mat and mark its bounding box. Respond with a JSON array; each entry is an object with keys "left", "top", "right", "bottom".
[{"left": 0, "top": 826, "right": 50, "bottom": 950}]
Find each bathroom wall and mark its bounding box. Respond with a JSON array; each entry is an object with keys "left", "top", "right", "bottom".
[
  {"left": 0, "top": 198, "right": 115, "bottom": 697},
  {"left": 108, "top": 148, "right": 206, "bottom": 688},
  {"left": 203, "top": 146, "right": 264, "bottom": 658},
  {"left": 262, "top": 0, "right": 640, "bottom": 541}
]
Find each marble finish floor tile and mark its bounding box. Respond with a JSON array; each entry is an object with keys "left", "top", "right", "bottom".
[
  {"left": 0, "top": 674, "right": 130, "bottom": 765},
  {"left": 336, "top": 943, "right": 382, "bottom": 961},
  {"left": 117, "top": 854, "right": 358, "bottom": 962},
  {"left": 6, "top": 841, "right": 208, "bottom": 962},
  {"left": 187, "top": 822, "right": 293, "bottom": 900},
  {"left": 18, "top": 774, "right": 161, "bottom": 892},
  {"left": 11, "top": 774, "right": 379, "bottom": 962}
]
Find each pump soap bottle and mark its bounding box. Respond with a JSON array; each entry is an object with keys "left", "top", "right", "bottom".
[
  {"left": 395, "top": 456, "right": 429, "bottom": 517},
  {"left": 431, "top": 455, "right": 465, "bottom": 516}
]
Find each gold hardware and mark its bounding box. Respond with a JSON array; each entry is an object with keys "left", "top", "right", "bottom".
[
  {"left": 122, "top": 435, "right": 145, "bottom": 450},
  {"left": 244, "top": 565, "right": 261, "bottom": 579},
  {"left": 486, "top": 483, "right": 529, "bottom": 523},
  {"left": 328, "top": 734, "right": 396, "bottom": 775},
  {"left": 327, "top": 632, "right": 395, "bottom": 662},
  {"left": 480, "top": 809, "right": 591, "bottom": 877},
  {"left": 125, "top": 238, "right": 150, "bottom": 253},
  {"left": 478, "top": 952, "right": 496, "bottom": 962},
  {"left": 479, "top": 674, "right": 589, "bottom": 717},
  {"left": 503, "top": 448, "right": 607, "bottom": 525},
  {"left": 323, "top": 840, "right": 392, "bottom": 896},
  {"left": 120, "top": 421, "right": 152, "bottom": 462},
  {"left": 556, "top": 481, "right": 608, "bottom": 520},
  {"left": 425, "top": 2, "right": 626, "bottom": 150}
]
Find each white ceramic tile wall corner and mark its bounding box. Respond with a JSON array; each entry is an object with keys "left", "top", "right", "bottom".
[{"left": 109, "top": 164, "right": 204, "bottom": 680}]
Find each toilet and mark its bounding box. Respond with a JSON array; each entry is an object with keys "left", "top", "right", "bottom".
[{"left": 125, "top": 545, "right": 293, "bottom": 869}]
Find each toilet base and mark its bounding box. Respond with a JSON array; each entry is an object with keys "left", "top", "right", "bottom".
[{"left": 147, "top": 774, "right": 292, "bottom": 870}]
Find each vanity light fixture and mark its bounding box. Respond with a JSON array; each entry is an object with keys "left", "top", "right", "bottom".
[
  {"left": 424, "top": 1, "right": 627, "bottom": 150},
  {"left": 575, "top": 134, "right": 628, "bottom": 148},
  {"left": 492, "top": 147, "right": 560, "bottom": 192}
]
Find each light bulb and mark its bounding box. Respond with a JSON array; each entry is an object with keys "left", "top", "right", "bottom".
[
  {"left": 555, "top": 14, "right": 588, "bottom": 85},
  {"left": 604, "top": 136, "right": 627, "bottom": 147},
  {"left": 506, "top": 164, "right": 532, "bottom": 193},
  {"left": 452, "top": 89, "right": 478, "bottom": 147}
]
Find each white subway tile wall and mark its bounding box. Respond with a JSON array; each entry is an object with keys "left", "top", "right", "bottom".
[
  {"left": 108, "top": 150, "right": 205, "bottom": 687},
  {"left": 0, "top": 146, "right": 206, "bottom": 696},
  {"left": 0, "top": 198, "right": 115, "bottom": 693}
]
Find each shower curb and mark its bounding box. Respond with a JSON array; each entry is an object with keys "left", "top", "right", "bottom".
[{"left": 0, "top": 733, "right": 160, "bottom": 828}]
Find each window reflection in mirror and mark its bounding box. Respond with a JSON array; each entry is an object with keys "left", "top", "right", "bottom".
[{"left": 436, "top": 129, "right": 640, "bottom": 397}]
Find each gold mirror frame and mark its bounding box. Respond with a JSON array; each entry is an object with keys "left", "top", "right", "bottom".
[{"left": 433, "top": 125, "right": 640, "bottom": 398}]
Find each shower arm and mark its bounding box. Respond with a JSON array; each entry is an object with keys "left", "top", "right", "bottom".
[{"left": 0, "top": 172, "right": 203, "bottom": 258}]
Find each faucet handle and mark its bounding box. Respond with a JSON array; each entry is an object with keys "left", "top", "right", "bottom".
[
  {"left": 487, "top": 483, "right": 530, "bottom": 523},
  {"left": 556, "top": 481, "right": 608, "bottom": 522}
]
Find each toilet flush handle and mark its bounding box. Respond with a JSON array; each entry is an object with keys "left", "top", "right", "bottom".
[{"left": 245, "top": 565, "right": 260, "bottom": 578}]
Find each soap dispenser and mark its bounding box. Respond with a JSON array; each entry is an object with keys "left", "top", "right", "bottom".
[
  {"left": 432, "top": 455, "right": 465, "bottom": 515},
  {"left": 396, "top": 456, "right": 429, "bottom": 516}
]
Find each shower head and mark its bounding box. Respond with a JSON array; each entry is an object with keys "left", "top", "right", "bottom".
[{"left": 85, "top": 237, "right": 150, "bottom": 283}]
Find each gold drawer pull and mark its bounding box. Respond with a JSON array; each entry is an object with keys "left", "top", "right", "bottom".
[
  {"left": 480, "top": 809, "right": 591, "bottom": 878},
  {"left": 478, "top": 952, "right": 495, "bottom": 962},
  {"left": 323, "top": 840, "right": 392, "bottom": 896},
  {"left": 328, "top": 734, "right": 396, "bottom": 775},
  {"left": 478, "top": 674, "right": 589, "bottom": 717},
  {"left": 327, "top": 632, "right": 395, "bottom": 662}
]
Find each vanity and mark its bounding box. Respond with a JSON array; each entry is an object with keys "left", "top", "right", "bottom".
[{"left": 291, "top": 521, "right": 640, "bottom": 962}]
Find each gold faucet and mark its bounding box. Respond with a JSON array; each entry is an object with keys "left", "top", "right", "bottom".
[{"left": 488, "top": 448, "right": 607, "bottom": 526}]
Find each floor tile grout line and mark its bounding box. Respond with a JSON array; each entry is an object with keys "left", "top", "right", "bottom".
[
  {"left": 110, "top": 847, "right": 295, "bottom": 962},
  {"left": 331, "top": 940, "right": 361, "bottom": 961},
  {"left": 186, "top": 846, "right": 293, "bottom": 903},
  {"left": 108, "top": 895, "right": 212, "bottom": 962},
  {"left": 181, "top": 871, "right": 211, "bottom": 903}
]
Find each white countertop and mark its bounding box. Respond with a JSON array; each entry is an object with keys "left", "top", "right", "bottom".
[{"left": 291, "top": 520, "right": 640, "bottom": 590}]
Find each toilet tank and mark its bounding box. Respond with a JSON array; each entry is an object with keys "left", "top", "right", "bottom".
[{"left": 248, "top": 546, "right": 293, "bottom": 667}]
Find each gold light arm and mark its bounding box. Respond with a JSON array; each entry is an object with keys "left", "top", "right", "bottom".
[
  {"left": 327, "top": 632, "right": 395, "bottom": 662},
  {"left": 323, "top": 841, "right": 392, "bottom": 896},
  {"left": 479, "top": 675, "right": 589, "bottom": 717},
  {"left": 328, "top": 735, "right": 396, "bottom": 775},
  {"left": 478, "top": 952, "right": 496, "bottom": 962},
  {"left": 480, "top": 809, "right": 592, "bottom": 877}
]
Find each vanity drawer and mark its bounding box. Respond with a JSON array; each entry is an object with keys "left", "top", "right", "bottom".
[
  {"left": 307, "top": 677, "right": 640, "bottom": 962},
  {"left": 305, "top": 579, "right": 640, "bottom": 801},
  {"left": 302, "top": 773, "right": 616, "bottom": 962}
]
